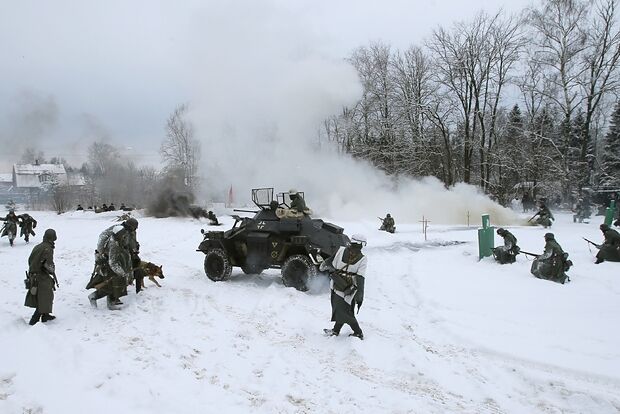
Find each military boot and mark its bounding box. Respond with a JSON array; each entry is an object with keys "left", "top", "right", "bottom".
[
  {"left": 88, "top": 292, "right": 99, "bottom": 308},
  {"left": 106, "top": 296, "right": 121, "bottom": 310},
  {"left": 41, "top": 314, "right": 56, "bottom": 322},
  {"left": 29, "top": 311, "right": 41, "bottom": 326},
  {"left": 323, "top": 328, "right": 339, "bottom": 337},
  {"left": 349, "top": 332, "right": 364, "bottom": 340}
]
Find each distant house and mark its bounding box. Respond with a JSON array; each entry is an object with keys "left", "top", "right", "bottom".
[
  {"left": 13, "top": 162, "right": 68, "bottom": 188},
  {"left": 0, "top": 161, "right": 85, "bottom": 208}
]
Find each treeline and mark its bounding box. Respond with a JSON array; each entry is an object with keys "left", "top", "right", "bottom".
[{"left": 321, "top": 0, "right": 620, "bottom": 205}]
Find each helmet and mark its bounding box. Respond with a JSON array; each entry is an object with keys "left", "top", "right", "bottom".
[
  {"left": 544, "top": 232, "right": 554, "bottom": 241},
  {"left": 43, "top": 229, "right": 57, "bottom": 242},
  {"left": 124, "top": 218, "right": 139, "bottom": 231},
  {"left": 496, "top": 228, "right": 505, "bottom": 235},
  {"left": 351, "top": 234, "right": 367, "bottom": 246},
  {"left": 386, "top": 213, "right": 391, "bottom": 218},
  {"left": 600, "top": 224, "right": 610, "bottom": 231},
  {"left": 289, "top": 189, "right": 298, "bottom": 196}
]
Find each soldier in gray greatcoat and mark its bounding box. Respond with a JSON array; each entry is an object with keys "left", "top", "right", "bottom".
[
  {"left": 86, "top": 218, "right": 138, "bottom": 309},
  {"left": 320, "top": 234, "right": 367, "bottom": 340},
  {"left": 595, "top": 224, "right": 620, "bottom": 263},
  {"left": 24, "top": 229, "right": 59, "bottom": 325},
  {"left": 531, "top": 233, "right": 572, "bottom": 284},
  {"left": 18, "top": 213, "right": 38, "bottom": 243},
  {"left": 534, "top": 203, "right": 554, "bottom": 228},
  {"left": 1, "top": 210, "right": 19, "bottom": 246},
  {"left": 492, "top": 228, "right": 520, "bottom": 264}
]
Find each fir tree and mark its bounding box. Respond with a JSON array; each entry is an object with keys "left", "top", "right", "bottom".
[{"left": 600, "top": 102, "right": 620, "bottom": 189}]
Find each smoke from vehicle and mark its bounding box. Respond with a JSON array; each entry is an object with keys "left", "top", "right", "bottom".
[{"left": 185, "top": 1, "right": 520, "bottom": 225}]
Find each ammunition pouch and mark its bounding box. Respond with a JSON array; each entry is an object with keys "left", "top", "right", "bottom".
[
  {"left": 331, "top": 271, "right": 354, "bottom": 293},
  {"left": 25, "top": 272, "right": 38, "bottom": 295}
]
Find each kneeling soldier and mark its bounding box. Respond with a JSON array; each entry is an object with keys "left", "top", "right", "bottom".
[
  {"left": 530, "top": 233, "right": 572, "bottom": 284},
  {"left": 492, "top": 228, "right": 520, "bottom": 264},
  {"left": 595, "top": 224, "right": 620, "bottom": 263}
]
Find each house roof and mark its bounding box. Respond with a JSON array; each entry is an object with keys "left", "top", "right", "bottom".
[{"left": 13, "top": 163, "right": 66, "bottom": 175}]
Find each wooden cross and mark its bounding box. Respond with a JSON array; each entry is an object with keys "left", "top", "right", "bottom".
[{"left": 419, "top": 216, "right": 430, "bottom": 241}]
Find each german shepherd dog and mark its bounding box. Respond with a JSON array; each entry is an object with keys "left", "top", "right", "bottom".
[{"left": 138, "top": 261, "right": 165, "bottom": 288}]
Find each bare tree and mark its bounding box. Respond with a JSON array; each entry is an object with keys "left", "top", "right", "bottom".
[
  {"left": 578, "top": 0, "right": 620, "bottom": 184},
  {"left": 88, "top": 141, "right": 120, "bottom": 177},
  {"left": 429, "top": 11, "right": 523, "bottom": 189},
  {"left": 161, "top": 104, "right": 200, "bottom": 190}
]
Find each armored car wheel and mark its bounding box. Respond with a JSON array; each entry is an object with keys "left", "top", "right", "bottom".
[
  {"left": 203, "top": 248, "right": 232, "bottom": 281},
  {"left": 281, "top": 254, "right": 317, "bottom": 292}
]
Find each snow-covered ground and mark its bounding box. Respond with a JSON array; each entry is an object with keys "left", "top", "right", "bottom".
[{"left": 0, "top": 209, "right": 619, "bottom": 413}]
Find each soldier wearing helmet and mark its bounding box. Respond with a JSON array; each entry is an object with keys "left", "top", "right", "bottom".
[
  {"left": 595, "top": 223, "right": 620, "bottom": 264},
  {"left": 288, "top": 189, "right": 308, "bottom": 214},
  {"left": 530, "top": 232, "right": 571, "bottom": 284},
  {"left": 492, "top": 228, "right": 519, "bottom": 264},
  {"left": 86, "top": 218, "right": 140, "bottom": 309},
  {"left": 24, "top": 229, "right": 59, "bottom": 325},
  {"left": 320, "top": 233, "right": 367, "bottom": 340},
  {"left": 379, "top": 213, "right": 395, "bottom": 233}
]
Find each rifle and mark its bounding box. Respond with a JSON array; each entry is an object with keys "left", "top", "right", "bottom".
[
  {"left": 527, "top": 212, "right": 540, "bottom": 222},
  {"left": 521, "top": 251, "right": 540, "bottom": 258},
  {"left": 582, "top": 237, "right": 601, "bottom": 249},
  {"left": 377, "top": 217, "right": 385, "bottom": 222}
]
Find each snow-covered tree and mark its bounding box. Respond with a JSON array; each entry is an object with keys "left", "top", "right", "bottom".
[{"left": 600, "top": 101, "right": 620, "bottom": 187}]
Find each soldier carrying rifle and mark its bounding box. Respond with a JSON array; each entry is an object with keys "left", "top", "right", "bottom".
[
  {"left": 378, "top": 213, "right": 395, "bottom": 233},
  {"left": 320, "top": 234, "right": 367, "bottom": 340},
  {"left": 492, "top": 228, "right": 520, "bottom": 264},
  {"left": 584, "top": 224, "right": 620, "bottom": 264},
  {"left": 522, "top": 233, "right": 572, "bottom": 284},
  {"left": 528, "top": 202, "right": 554, "bottom": 228}
]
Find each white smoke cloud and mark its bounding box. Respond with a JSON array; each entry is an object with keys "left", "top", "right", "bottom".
[{"left": 184, "top": 0, "right": 520, "bottom": 225}]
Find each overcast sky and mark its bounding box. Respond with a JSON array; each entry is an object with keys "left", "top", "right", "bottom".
[{"left": 0, "top": 0, "right": 533, "bottom": 168}]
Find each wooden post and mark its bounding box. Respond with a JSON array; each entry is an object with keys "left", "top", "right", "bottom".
[{"left": 419, "top": 216, "right": 430, "bottom": 241}]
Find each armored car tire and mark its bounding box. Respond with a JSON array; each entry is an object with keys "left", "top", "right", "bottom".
[
  {"left": 281, "top": 254, "right": 317, "bottom": 291},
  {"left": 203, "top": 248, "right": 232, "bottom": 281}
]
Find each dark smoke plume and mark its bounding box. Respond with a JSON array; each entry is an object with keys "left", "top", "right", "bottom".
[{"left": 146, "top": 172, "right": 208, "bottom": 219}]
